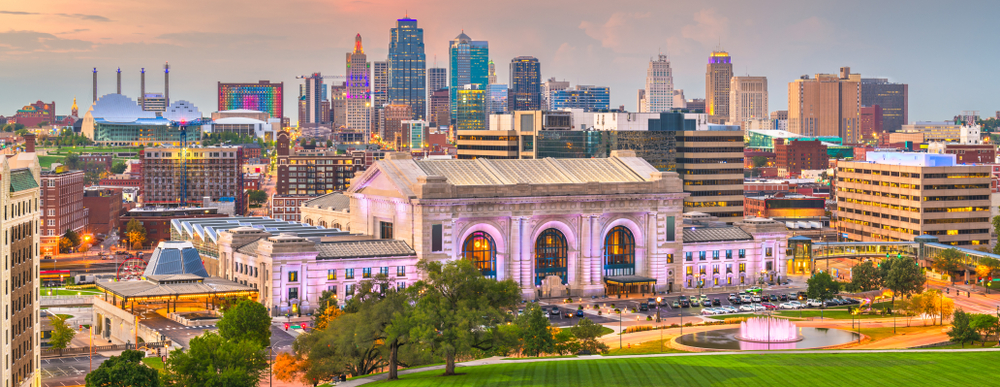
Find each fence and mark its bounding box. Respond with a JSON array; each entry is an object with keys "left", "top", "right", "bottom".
[{"left": 41, "top": 341, "right": 171, "bottom": 358}]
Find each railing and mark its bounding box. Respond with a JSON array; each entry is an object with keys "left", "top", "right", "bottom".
[
  {"left": 41, "top": 341, "right": 171, "bottom": 358},
  {"left": 40, "top": 295, "right": 95, "bottom": 306}
]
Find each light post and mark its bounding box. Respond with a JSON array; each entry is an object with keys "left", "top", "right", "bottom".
[
  {"left": 656, "top": 296, "right": 662, "bottom": 353},
  {"left": 616, "top": 308, "right": 623, "bottom": 349},
  {"left": 265, "top": 346, "right": 274, "bottom": 386}
]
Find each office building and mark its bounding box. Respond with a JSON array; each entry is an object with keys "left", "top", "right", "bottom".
[
  {"left": 83, "top": 187, "right": 123, "bottom": 237},
  {"left": 729, "top": 76, "right": 767, "bottom": 125},
  {"left": 372, "top": 60, "right": 389, "bottom": 108},
  {"left": 836, "top": 152, "right": 991, "bottom": 246},
  {"left": 644, "top": 55, "right": 673, "bottom": 113},
  {"left": 861, "top": 78, "right": 908, "bottom": 132},
  {"left": 509, "top": 56, "right": 541, "bottom": 111},
  {"left": 217, "top": 81, "right": 283, "bottom": 119},
  {"left": 774, "top": 139, "right": 828, "bottom": 178},
  {"left": 0, "top": 152, "right": 41, "bottom": 387},
  {"left": 330, "top": 83, "right": 347, "bottom": 129},
  {"left": 927, "top": 143, "right": 996, "bottom": 164},
  {"left": 274, "top": 131, "right": 370, "bottom": 195},
  {"left": 550, "top": 85, "right": 610, "bottom": 111},
  {"left": 673, "top": 90, "right": 687, "bottom": 110},
  {"left": 449, "top": 32, "right": 488, "bottom": 124},
  {"left": 706, "top": 51, "right": 733, "bottom": 124},
  {"left": 686, "top": 99, "right": 705, "bottom": 112},
  {"left": 788, "top": 67, "right": 861, "bottom": 143},
  {"left": 455, "top": 84, "right": 486, "bottom": 131},
  {"left": 488, "top": 84, "right": 509, "bottom": 115},
  {"left": 859, "top": 105, "right": 884, "bottom": 145},
  {"left": 899, "top": 121, "right": 981, "bottom": 144},
  {"left": 346, "top": 34, "right": 372, "bottom": 135},
  {"left": 383, "top": 104, "right": 414, "bottom": 149},
  {"left": 388, "top": 17, "right": 427, "bottom": 120},
  {"left": 82, "top": 94, "right": 201, "bottom": 146},
  {"left": 141, "top": 147, "right": 246, "bottom": 214},
  {"left": 142, "top": 93, "right": 167, "bottom": 112},
  {"left": 429, "top": 88, "right": 450, "bottom": 128},
  {"left": 298, "top": 73, "right": 327, "bottom": 126},
  {"left": 428, "top": 67, "right": 447, "bottom": 94},
  {"left": 9, "top": 100, "right": 55, "bottom": 128},
  {"left": 636, "top": 89, "right": 647, "bottom": 112},
  {"left": 488, "top": 60, "right": 497, "bottom": 84},
  {"left": 40, "top": 165, "right": 86, "bottom": 256},
  {"left": 541, "top": 78, "right": 570, "bottom": 111},
  {"left": 676, "top": 124, "right": 745, "bottom": 223}
]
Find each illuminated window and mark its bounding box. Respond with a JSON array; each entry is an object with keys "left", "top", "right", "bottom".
[
  {"left": 327, "top": 270, "right": 336, "bottom": 280},
  {"left": 603, "top": 226, "right": 635, "bottom": 277},
  {"left": 463, "top": 231, "right": 497, "bottom": 279},
  {"left": 534, "top": 228, "right": 568, "bottom": 285},
  {"left": 288, "top": 271, "right": 298, "bottom": 282}
]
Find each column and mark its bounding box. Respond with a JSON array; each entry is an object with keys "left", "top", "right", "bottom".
[
  {"left": 580, "top": 214, "right": 592, "bottom": 286},
  {"left": 591, "top": 215, "right": 601, "bottom": 286}
]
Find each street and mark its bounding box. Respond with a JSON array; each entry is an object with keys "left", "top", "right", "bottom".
[{"left": 41, "top": 355, "right": 108, "bottom": 387}]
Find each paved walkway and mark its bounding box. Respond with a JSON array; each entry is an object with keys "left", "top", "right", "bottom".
[{"left": 338, "top": 347, "right": 1000, "bottom": 386}]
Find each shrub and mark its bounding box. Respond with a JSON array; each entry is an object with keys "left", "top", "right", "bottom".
[
  {"left": 724, "top": 317, "right": 748, "bottom": 325},
  {"left": 683, "top": 323, "right": 693, "bottom": 327},
  {"left": 623, "top": 325, "right": 654, "bottom": 334}
]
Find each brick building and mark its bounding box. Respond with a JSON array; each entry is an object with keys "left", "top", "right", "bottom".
[
  {"left": 118, "top": 207, "right": 228, "bottom": 249},
  {"left": 927, "top": 143, "right": 996, "bottom": 164},
  {"left": 744, "top": 193, "right": 826, "bottom": 219},
  {"left": 270, "top": 195, "right": 312, "bottom": 222},
  {"left": 275, "top": 131, "right": 372, "bottom": 195},
  {"left": 859, "top": 105, "right": 884, "bottom": 145},
  {"left": 775, "top": 139, "right": 827, "bottom": 178},
  {"left": 141, "top": 146, "right": 246, "bottom": 214},
  {"left": 83, "top": 187, "right": 123, "bottom": 236},
  {"left": 40, "top": 165, "right": 87, "bottom": 255},
  {"left": 78, "top": 154, "right": 114, "bottom": 170}
]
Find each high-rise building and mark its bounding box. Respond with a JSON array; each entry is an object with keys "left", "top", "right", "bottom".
[
  {"left": 774, "top": 139, "right": 827, "bottom": 178},
  {"left": 330, "top": 82, "right": 347, "bottom": 129},
  {"left": 860, "top": 105, "right": 884, "bottom": 145},
  {"left": 383, "top": 104, "right": 414, "bottom": 149},
  {"left": 488, "top": 60, "right": 497, "bottom": 84},
  {"left": 706, "top": 51, "right": 733, "bottom": 124},
  {"left": 372, "top": 61, "right": 389, "bottom": 108},
  {"left": 455, "top": 84, "right": 486, "bottom": 131},
  {"left": 788, "top": 67, "right": 861, "bottom": 143},
  {"left": 40, "top": 167, "right": 86, "bottom": 255},
  {"left": 509, "top": 56, "right": 541, "bottom": 111},
  {"left": 275, "top": 131, "right": 371, "bottom": 195},
  {"left": 673, "top": 90, "right": 686, "bottom": 110},
  {"left": 861, "top": 78, "right": 908, "bottom": 132},
  {"left": 676, "top": 123, "right": 745, "bottom": 223},
  {"left": 837, "top": 152, "right": 991, "bottom": 246},
  {"left": 636, "top": 89, "right": 647, "bottom": 112},
  {"left": 1, "top": 154, "right": 41, "bottom": 387},
  {"left": 644, "top": 54, "right": 673, "bottom": 113},
  {"left": 428, "top": 67, "right": 447, "bottom": 93},
  {"left": 141, "top": 147, "right": 246, "bottom": 214},
  {"left": 346, "top": 34, "right": 372, "bottom": 134},
  {"left": 298, "top": 73, "right": 327, "bottom": 126},
  {"left": 729, "top": 76, "right": 768, "bottom": 125},
  {"left": 449, "top": 32, "right": 488, "bottom": 124},
  {"left": 217, "top": 80, "right": 283, "bottom": 119},
  {"left": 541, "top": 77, "right": 570, "bottom": 111},
  {"left": 488, "top": 84, "right": 508, "bottom": 114},
  {"left": 550, "top": 85, "right": 610, "bottom": 111},
  {"left": 429, "top": 88, "right": 450, "bottom": 128},
  {"left": 388, "top": 17, "right": 426, "bottom": 120}
]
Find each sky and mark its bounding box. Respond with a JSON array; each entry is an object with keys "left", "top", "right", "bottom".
[{"left": 1, "top": 0, "right": 998, "bottom": 124}]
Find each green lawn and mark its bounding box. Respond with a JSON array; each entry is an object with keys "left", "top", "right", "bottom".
[
  {"left": 38, "top": 155, "right": 65, "bottom": 169},
  {"left": 604, "top": 339, "right": 687, "bottom": 356},
  {"left": 40, "top": 288, "right": 103, "bottom": 296},
  {"left": 775, "top": 309, "right": 904, "bottom": 320},
  {"left": 141, "top": 356, "right": 165, "bottom": 371},
  {"left": 370, "top": 352, "right": 1000, "bottom": 386}
]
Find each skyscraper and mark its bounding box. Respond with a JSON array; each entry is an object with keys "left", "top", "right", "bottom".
[
  {"left": 428, "top": 67, "right": 447, "bottom": 93},
  {"left": 729, "top": 76, "right": 768, "bottom": 125},
  {"left": 388, "top": 17, "right": 426, "bottom": 120},
  {"left": 550, "top": 85, "right": 610, "bottom": 111},
  {"left": 644, "top": 55, "right": 673, "bottom": 113},
  {"left": 330, "top": 82, "right": 347, "bottom": 129},
  {"left": 541, "top": 77, "right": 569, "bottom": 111},
  {"left": 488, "top": 60, "right": 497, "bottom": 84},
  {"left": 449, "top": 32, "right": 488, "bottom": 123},
  {"left": 372, "top": 61, "right": 389, "bottom": 108},
  {"left": 429, "top": 88, "right": 450, "bottom": 128},
  {"left": 1, "top": 155, "right": 40, "bottom": 387},
  {"left": 636, "top": 89, "right": 647, "bottom": 112},
  {"left": 218, "top": 80, "right": 284, "bottom": 119},
  {"left": 788, "top": 67, "right": 861, "bottom": 142},
  {"left": 455, "top": 84, "right": 486, "bottom": 131},
  {"left": 706, "top": 51, "right": 733, "bottom": 124},
  {"left": 346, "top": 34, "right": 371, "bottom": 134},
  {"left": 488, "top": 83, "right": 508, "bottom": 114},
  {"left": 298, "top": 73, "right": 326, "bottom": 126},
  {"left": 861, "top": 78, "right": 908, "bottom": 132},
  {"left": 509, "top": 56, "right": 541, "bottom": 111}
]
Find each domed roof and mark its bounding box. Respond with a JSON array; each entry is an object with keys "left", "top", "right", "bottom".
[
  {"left": 163, "top": 100, "right": 202, "bottom": 122},
  {"left": 90, "top": 94, "right": 156, "bottom": 123}
]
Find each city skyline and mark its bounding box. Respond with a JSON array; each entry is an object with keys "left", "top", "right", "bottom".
[{"left": 1, "top": 1, "right": 998, "bottom": 123}]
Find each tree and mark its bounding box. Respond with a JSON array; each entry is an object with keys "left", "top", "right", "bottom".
[
  {"left": 993, "top": 215, "right": 1000, "bottom": 255},
  {"left": 848, "top": 260, "right": 882, "bottom": 292},
  {"left": 125, "top": 218, "right": 147, "bottom": 249},
  {"left": 806, "top": 271, "right": 841, "bottom": 302},
  {"left": 272, "top": 352, "right": 309, "bottom": 385},
  {"left": 312, "top": 289, "right": 341, "bottom": 331},
  {"left": 164, "top": 331, "right": 268, "bottom": 387},
  {"left": 884, "top": 256, "right": 926, "bottom": 309},
  {"left": 570, "top": 318, "right": 610, "bottom": 355},
  {"left": 947, "top": 310, "right": 979, "bottom": 348},
  {"left": 64, "top": 153, "right": 80, "bottom": 169},
  {"left": 85, "top": 350, "right": 159, "bottom": 387},
  {"left": 217, "top": 299, "right": 272, "bottom": 348},
  {"left": 907, "top": 289, "right": 954, "bottom": 326},
  {"left": 751, "top": 156, "right": 768, "bottom": 169},
  {"left": 248, "top": 189, "right": 268, "bottom": 205},
  {"left": 969, "top": 313, "right": 999, "bottom": 347},
  {"left": 932, "top": 248, "right": 967, "bottom": 283},
  {"left": 409, "top": 259, "right": 521, "bottom": 375},
  {"left": 48, "top": 314, "right": 75, "bottom": 350},
  {"left": 516, "top": 304, "right": 554, "bottom": 357},
  {"left": 552, "top": 327, "right": 580, "bottom": 355},
  {"left": 111, "top": 161, "right": 127, "bottom": 174}
]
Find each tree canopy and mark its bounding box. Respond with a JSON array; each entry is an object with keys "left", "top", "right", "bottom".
[
  {"left": 947, "top": 310, "right": 979, "bottom": 348},
  {"left": 516, "top": 304, "right": 554, "bottom": 357},
  {"left": 932, "top": 248, "right": 967, "bottom": 280},
  {"left": 111, "top": 160, "right": 128, "bottom": 174},
  {"left": 164, "top": 331, "right": 267, "bottom": 387},
  {"left": 217, "top": 299, "right": 272, "bottom": 348},
  {"left": 883, "top": 256, "right": 926, "bottom": 308},
  {"left": 806, "top": 271, "right": 841, "bottom": 302},
  {"left": 848, "top": 260, "right": 882, "bottom": 292},
  {"left": 85, "top": 350, "right": 159, "bottom": 387},
  {"left": 48, "top": 314, "right": 75, "bottom": 350},
  {"left": 125, "top": 218, "right": 147, "bottom": 249}
]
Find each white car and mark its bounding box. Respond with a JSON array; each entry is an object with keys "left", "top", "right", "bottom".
[
  {"left": 780, "top": 301, "right": 803, "bottom": 309},
  {"left": 700, "top": 308, "right": 718, "bottom": 316},
  {"left": 722, "top": 306, "right": 738, "bottom": 313},
  {"left": 740, "top": 295, "right": 753, "bottom": 303},
  {"left": 739, "top": 304, "right": 756, "bottom": 312},
  {"left": 752, "top": 295, "right": 762, "bottom": 303},
  {"left": 806, "top": 299, "right": 824, "bottom": 308}
]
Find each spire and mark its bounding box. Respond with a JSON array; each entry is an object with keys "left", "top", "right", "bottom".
[{"left": 354, "top": 33, "right": 363, "bottom": 54}]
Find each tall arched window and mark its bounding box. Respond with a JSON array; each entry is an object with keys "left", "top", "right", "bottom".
[
  {"left": 462, "top": 231, "right": 497, "bottom": 279},
  {"left": 535, "top": 228, "right": 568, "bottom": 285},
  {"left": 604, "top": 225, "right": 635, "bottom": 277}
]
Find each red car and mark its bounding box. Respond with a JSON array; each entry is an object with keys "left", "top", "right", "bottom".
[{"left": 761, "top": 302, "right": 779, "bottom": 310}]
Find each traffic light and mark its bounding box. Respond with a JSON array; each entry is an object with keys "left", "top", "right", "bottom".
[{"left": 284, "top": 323, "right": 290, "bottom": 331}]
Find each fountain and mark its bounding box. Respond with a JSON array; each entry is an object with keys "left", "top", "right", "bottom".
[{"left": 736, "top": 317, "right": 801, "bottom": 343}]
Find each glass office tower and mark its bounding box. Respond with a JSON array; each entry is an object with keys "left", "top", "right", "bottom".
[
  {"left": 388, "top": 17, "right": 427, "bottom": 120},
  {"left": 449, "top": 32, "right": 489, "bottom": 123}
]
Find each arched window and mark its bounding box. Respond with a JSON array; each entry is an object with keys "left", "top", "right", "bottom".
[
  {"left": 462, "top": 231, "right": 497, "bottom": 279},
  {"left": 535, "top": 228, "right": 568, "bottom": 285},
  {"left": 332, "top": 223, "right": 342, "bottom": 230},
  {"left": 319, "top": 220, "right": 327, "bottom": 228},
  {"left": 604, "top": 225, "right": 635, "bottom": 277},
  {"left": 304, "top": 218, "right": 313, "bottom": 226}
]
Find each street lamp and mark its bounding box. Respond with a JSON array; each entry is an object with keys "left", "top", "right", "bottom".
[
  {"left": 656, "top": 296, "right": 662, "bottom": 353},
  {"left": 615, "top": 307, "right": 623, "bottom": 349}
]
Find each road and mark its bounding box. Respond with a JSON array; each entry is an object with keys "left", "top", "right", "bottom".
[{"left": 41, "top": 355, "right": 108, "bottom": 387}]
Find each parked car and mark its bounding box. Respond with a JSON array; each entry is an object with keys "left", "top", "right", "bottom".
[
  {"left": 752, "top": 295, "right": 762, "bottom": 303},
  {"left": 722, "top": 306, "right": 738, "bottom": 313},
  {"left": 739, "top": 304, "right": 756, "bottom": 312},
  {"left": 647, "top": 298, "right": 657, "bottom": 306},
  {"left": 740, "top": 295, "right": 752, "bottom": 303},
  {"left": 679, "top": 299, "right": 690, "bottom": 308},
  {"left": 639, "top": 302, "right": 650, "bottom": 311},
  {"left": 728, "top": 293, "right": 738, "bottom": 302},
  {"left": 797, "top": 291, "right": 808, "bottom": 301},
  {"left": 806, "top": 299, "right": 824, "bottom": 308},
  {"left": 550, "top": 307, "right": 561, "bottom": 316},
  {"left": 712, "top": 298, "right": 722, "bottom": 306},
  {"left": 563, "top": 311, "right": 575, "bottom": 319},
  {"left": 701, "top": 299, "right": 712, "bottom": 307},
  {"left": 762, "top": 302, "right": 778, "bottom": 310},
  {"left": 576, "top": 309, "right": 584, "bottom": 317},
  {"left": 769, "top": 294, "right": 778, "bottom": 302},
  {"left": 671, "top": 301, "right": 681, "bottom": 308},
  {"left": 779, "top": 294, "right": 789, "bottom": 302},
  {"left": 780, "top": 301, "right": 804, "bottom": 309},
  {"left": 701, "top": 308, "right": 720, "bottom": 316}
]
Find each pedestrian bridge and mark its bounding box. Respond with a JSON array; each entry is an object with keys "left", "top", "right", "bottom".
[{"left": 787, "top": 235, "right": 1000, "bottom": 275}]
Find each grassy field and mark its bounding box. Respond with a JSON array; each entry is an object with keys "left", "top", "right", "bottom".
[
  {"left": 370, "top": 351, "right": 1000, "bottom": 386},
  {"left": 40, "top": 288, "right": 103, "bottom": 296},
  {"left": 604, "top": 339, "right": 687, "bottom": 356},
  {"left": 857, "top": 326, "right": 944, "bottom": 342},
  {"left": 37, "top": 155, "right": 65, "bottom": 169},
  {"left": 141, "top": 356, "right": 165, "bottom": 371}
]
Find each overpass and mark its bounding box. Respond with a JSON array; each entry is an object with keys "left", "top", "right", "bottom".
[{"left": 787, "top": 235, "right": 1000, "bottom": 277}]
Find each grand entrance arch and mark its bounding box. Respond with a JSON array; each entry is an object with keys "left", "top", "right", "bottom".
[
  {"left": 534, "top": 228, "right": 568, "bottom": 285},
  {"left": 462, "top": 231, "right": 497, "bottom": 279},
  {"left": 603, "top": 225, "right": 635, "bottom": 277}
]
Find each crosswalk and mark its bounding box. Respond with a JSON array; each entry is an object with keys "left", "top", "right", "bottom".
[{"left": 154, "top": 325, "right": 214, "bottom": 331}]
